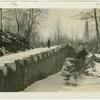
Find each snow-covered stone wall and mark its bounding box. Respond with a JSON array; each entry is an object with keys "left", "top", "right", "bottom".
[{"left": 0, "top": 44, "right": 75, "bottom": 92}]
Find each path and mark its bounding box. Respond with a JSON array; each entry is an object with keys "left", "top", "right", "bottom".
[{"left": 24, "top": 56, "right": 100, "bottom": 92}]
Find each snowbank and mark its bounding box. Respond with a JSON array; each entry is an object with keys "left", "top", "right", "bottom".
[{"left": 0, "top": 46, "right": 58, "bottom": 66}]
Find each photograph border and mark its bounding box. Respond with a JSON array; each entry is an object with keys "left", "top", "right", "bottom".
[{"left": 0, "top": 1, "right": 100, "bottom": 100}]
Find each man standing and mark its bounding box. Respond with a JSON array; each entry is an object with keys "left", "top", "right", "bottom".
[{"left": 47, "top": 39, "right": 50, "bottom": 48}]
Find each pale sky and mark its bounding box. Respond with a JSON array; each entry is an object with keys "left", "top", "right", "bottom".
[
  {"left": 38, "top": 9, "right": 95, "bottom": 41},
  {"left": 39, "top": 9, "right": 85, "bottom": 41}
]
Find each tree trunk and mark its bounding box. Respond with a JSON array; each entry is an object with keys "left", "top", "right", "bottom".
[
  {"left": 94, "top": 8, "right": 100, "bottom": 47},
  {"left": 14, "top": 9, "right": 20, "bottom": 35},
  {"left": 0, "top": 9, "right": 2, "bottom": 31}
]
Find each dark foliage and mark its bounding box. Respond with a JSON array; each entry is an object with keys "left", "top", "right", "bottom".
[
  {"left": 0, "top": 30, "right": 30, "bottom": 55},
  {"left": 62, "top": 56, "right": 95, "bottom": 86}
]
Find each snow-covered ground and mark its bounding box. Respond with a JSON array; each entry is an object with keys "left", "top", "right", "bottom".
[
  {"left": 24, "top": 59, "right": 100, "bottom": 92},
  {"left": 0, "top": 46, "right": 58, "bottom": 66}
]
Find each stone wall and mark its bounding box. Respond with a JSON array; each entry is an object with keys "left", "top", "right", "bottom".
[{"left": 0, "top": 44, "right": 75, "bottom": 92}]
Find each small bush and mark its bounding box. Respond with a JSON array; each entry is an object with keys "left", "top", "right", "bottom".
[{"left": 62, "top": 57, "right": 95, "bottom": 86}]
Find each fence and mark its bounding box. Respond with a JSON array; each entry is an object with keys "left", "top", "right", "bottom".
[{"left": 0, "top": 44, "right": 75, "bottom": 92}]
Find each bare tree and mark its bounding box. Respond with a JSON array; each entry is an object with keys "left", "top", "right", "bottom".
[
  {"left": 22, "top": 9, "right": 41, "bottom": 48},
  {"left": 94, "top": 8, "right": 100, "bottom": 42},
  {"left": 9, "top": 9, "right": 41, "bottom": 48},
  {"left": 73, "top": 8, "right": 100, "bottom": 46},
  {"left": 14, "top": 9, "right": 22, "bottom": 35},
  {"left": 0, "top": 8, "right": 2, "bottom": 31},
  {"left": 54, "top": 17, "right": 62, "bottom": 45}
]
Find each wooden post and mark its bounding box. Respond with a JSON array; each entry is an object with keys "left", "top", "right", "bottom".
[
  {"left": 5, "top": 62, "right": 16, "bottom": 91},
  {"left": 0, "top": 69, "right": 3, "bottom": 91},
  {"left": 15, "top": 59, "right": 25, "bottom": 91}
]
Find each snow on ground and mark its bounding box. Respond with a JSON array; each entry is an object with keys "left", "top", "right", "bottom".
[
  {"left": 0, "top": 46, "right": 58, "bottom": 66},
  {"left": 95, "top": 54, "right": 100, "bottom": 58},
  {"left": 24, "top": 56, "right": 100, "bottom": 92},
  {"left": 24, "top": 72, "right": 66, "bottom": 92}
]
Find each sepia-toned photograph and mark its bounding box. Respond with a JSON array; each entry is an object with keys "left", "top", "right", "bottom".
[{"left": 0, "top": 8, "right": 100, "bottom": 92}]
